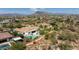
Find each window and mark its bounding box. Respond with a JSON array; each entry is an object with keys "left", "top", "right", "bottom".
[
  {"left": 28, "top": 32, "right": 30, "bottom": 34},
  {"left": 23, "top": 32, "right": 25, "bottom": 34},
  {"left": 32, "top": 31, "right": 36, "bottom": 33}
]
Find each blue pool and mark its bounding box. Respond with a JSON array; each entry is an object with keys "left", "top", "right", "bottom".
[{"left": 0, "top": 44, "right": 10, "bottom": 50}]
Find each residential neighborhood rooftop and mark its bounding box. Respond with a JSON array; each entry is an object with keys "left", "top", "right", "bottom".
[
  {"left": 15, "top": 27, "right": 39, "bottom": 33},
  {"left": 0, "top": 32, "right": 13, "bottom": 40}
]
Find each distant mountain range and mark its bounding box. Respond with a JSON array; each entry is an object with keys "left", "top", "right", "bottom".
[
  {"left": 0, "top": 13, "right": 27, "bottom": 16},
  {"left": 32, "top": 11, "right": 78, "bottom": 16},
  {"left": 32, "top": 11, "right": 51, "bottom": 15},
  {"left": 0, "top": 11, "right": 78, "bottom": 16},
  {"left": 0, "top": 11, "right": 53, "bottom": 16}
]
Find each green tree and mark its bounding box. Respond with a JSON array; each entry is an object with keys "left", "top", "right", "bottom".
[
  {"left": 12, "top": 31, "right": 18, "bottom": 36},
  {"left": 10, "top": 42, "right": 26, "bottom": 50}
]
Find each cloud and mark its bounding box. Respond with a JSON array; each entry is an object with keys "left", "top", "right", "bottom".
[
  {"left": 30, "top": 8, "right": 38, "bottom": 12},
  {"left": 30, "top": 8, "right": 45, "bottom": 12}
]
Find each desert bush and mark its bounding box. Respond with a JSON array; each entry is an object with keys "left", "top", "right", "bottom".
[
  {"left": 45, "top": 32, "right": 57, "bottom": 45},
  {"left": 10, "top": 42, "right": 26, "bottom": 50},
  {"left": 58, "top": 43, "right": 73, "bottom": 50},
  {"left": 58, "top": 31, "right": 79, "bottom": 41},
  {"left": 49, "top": 33, "right": 58, "bottom": 45}
]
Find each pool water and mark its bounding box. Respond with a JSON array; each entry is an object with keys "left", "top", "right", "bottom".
[{"left": 0, "top": 44, "right": 10, "bottom": 50}]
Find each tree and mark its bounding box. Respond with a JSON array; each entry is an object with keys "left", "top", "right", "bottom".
[
  {"left": 65, "top": 18, "right": 71, "bottom": 24},
  {"left": 0, "top": 27, "right": 3, "bottom": 31},
  {"left": 45, "top": 34, "right": 49, "bottom": 40},
  {"left": 58, "top": 31, "right": 79, "bottom": 41},
  {"left": 45, "top": 32, "right": 58, "bottom": 45},
  {"left": 58, "top": 43, "right": 73, "bottom": 50},
  {"left": 15, "top": 23, "right": 23, "bottom": 28},
  {"left": 12, "top": 31, "right": 18, "bottom": 36},
  {"left": 10, "top": 42, "right": 26, "bottom": 50},
  {"left": 49, "top": 32, "right": 58, "bottom": 45}
]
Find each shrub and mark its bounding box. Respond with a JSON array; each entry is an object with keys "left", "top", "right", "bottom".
[
  {"left": 45, "top": 32, "right": 57, "bottom": 45},
  {"left": 12, "top": 31, "right": 18, "bottom": 36},
  {"left": 58, "top": 33, "right": 69, "bottom": 40},
  {"left": 39, "top": 25, "right": 43, "bottom": 28},
  {"left": 58, "top": 32, "right": 79, "bottom": 41},
  {"left": 49, "top": 33, "right": 58, "bottom": 45},
  {"left": 45, "top": 34, "right": 49, "bottom": 40},
  {"left": 58, "top": 43, "right": 73, "bottom": 50},
  {"left": 10, "top": 42, "right": 26, "bottom": 50},
  {"left": 39, "top": 29, "right": 45, "bottom": 35}
]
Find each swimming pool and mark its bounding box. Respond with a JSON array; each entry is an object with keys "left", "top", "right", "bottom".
[{"left": 0, "top": 44, "right": 11, "bottom": 50}]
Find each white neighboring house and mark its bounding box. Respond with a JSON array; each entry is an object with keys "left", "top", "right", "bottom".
[
  {"left": 0, "top": 18, "right": 15, "bottom": 24},
  {"left": 12, "top": 37, "right": 22, "bottom": 41},
  {"left": 14, "top": 27, "right": 40, "bottom": 39}
]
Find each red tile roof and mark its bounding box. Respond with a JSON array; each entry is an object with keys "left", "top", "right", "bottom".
[
  {"left": 0, "top": 32, "right": 13, "bottom": 40},
  {"left": 15, "top": 27, "right": 38, "bottom": 33}
]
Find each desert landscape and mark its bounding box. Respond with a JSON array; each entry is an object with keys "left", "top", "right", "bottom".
[{"left": 0, "top": 8, "right": 79, "bottom": 50}]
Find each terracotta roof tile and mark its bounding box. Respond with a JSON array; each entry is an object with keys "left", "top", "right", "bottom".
[
  {"left": 15, "top": 27, "right": 38, "bottom": 33},
  {"left": 0, "top": 32, "right": 13, "bottom": 40}
]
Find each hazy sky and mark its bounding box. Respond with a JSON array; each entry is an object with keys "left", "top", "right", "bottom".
[{"left": 0, "top": 8, "right": 79, "bottom": 14}]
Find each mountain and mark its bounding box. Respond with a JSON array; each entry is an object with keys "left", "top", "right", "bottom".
[
  {"left": 32, "top": 11, "right": 68, "bottom": 16},
  {"left": 32, "top": 11, "right": 51, "bottom": 16},
  {"left": 35, "top": 11, "right": 48, "bottom": 14},
  {"left": 32, "top": 11, "right": 79, "bottom": 16},
  {"left": 0, "top": 11, "right": 78, "bottom": 16},
  {"left": 0, "top": 13, "right": 27, "bottom": 16}
]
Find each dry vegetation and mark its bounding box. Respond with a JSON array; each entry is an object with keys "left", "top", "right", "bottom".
[{"left": 0, "top": 14, "right": 79, "bottom": 50}]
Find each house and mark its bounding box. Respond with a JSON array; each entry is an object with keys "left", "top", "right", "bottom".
[
  {"left": 12, "top": 37, "right": 22, "bottom": 41},
  {"left": 14, "top": 27, "right": 40, "bottom": 39},
  {"left": 0, "top": 17, "right": 15, "bottom": 24},
  {"left": 0, "top": 32, "right": 13, "bottom": 43}
]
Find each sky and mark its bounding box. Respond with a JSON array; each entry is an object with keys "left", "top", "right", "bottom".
[{"left": 0, "top": 8, "right": 79, "bottom": 14}]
